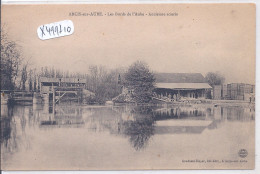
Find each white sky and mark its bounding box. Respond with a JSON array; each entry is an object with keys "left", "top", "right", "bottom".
[{"left": 2, "top": 4, "right": 255, "bottom": 84}]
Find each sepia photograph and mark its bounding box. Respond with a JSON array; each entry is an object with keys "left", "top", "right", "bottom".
[{"left": 0, "top": 3, "right": 256, "bottom": 170}]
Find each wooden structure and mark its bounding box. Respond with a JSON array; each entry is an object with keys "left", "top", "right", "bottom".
[
  {"left": 226, "top": 83, "right": 255, "bottom": 101},
  {"left": 39, "top": 77, "right": 87, "bottom": 104},
  {"left": 153, "top": 73, "right": 212, "bottom": 101},
  {"left": 1, "top": 91, "right": 10, "bottom": 104},
  {"left": 212, "top": 85, "right": 221, "bottom": 100},
  {"left": 12, "top": 91, "right": 33, "bottom": 103},
  {"left": 1, "top": 90, "right": 33, "bottom": 104},
  {"left": 39, "top": 77, "right": 86, "bottom": 94},
  {"left": 221, "top": 84, "right": 228, "bottom": 99}
]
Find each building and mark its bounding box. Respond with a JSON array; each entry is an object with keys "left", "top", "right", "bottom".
[
  {"left": 39, "top": 77, "right": 88, "bottom": 104},
  {"left": 212, "top": 85, "right": 221, "bottom": 100},
  {"left": 221, "top": 84, "right": 228, "bottom": 99},
  {"left": 225, "top": 83, "right": 255, "bottom": 101},
  {"left": 153, "top": 73, "right": 212, "bottom": 101},
  {"left": 39, "top": 77, "right": 87, "bottom": 94}
]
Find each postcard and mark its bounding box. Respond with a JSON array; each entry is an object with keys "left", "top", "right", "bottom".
[{"left": 0, "top": 3, "right": 255, "bottom": 170}]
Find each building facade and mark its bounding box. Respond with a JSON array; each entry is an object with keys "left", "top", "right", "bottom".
[
  {"left": 153, "top": 73, "right": 212, "bottom": 101},
  {"left": 213, "top": 83, "right": 255, "bottom": 102},
  {"left": 212, "top": 85, "right": 222, "bottom": 100},
  {"left": 39, "top": 77, "right": 87, "bottom": 94},
  {"left": 226, "top": 83, "right": 255, "bottom": 101}
]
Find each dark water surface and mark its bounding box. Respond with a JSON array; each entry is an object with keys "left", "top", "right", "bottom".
[{"left": 1, "top": 103, "right": 255, "bottom": 170}]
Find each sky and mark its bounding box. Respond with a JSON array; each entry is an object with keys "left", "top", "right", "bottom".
[{"left": 1, "top": 4, "right": 255, "bottom": 84}]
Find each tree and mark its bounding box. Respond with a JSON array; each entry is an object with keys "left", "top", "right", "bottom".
[
  {"left": 86, "top": 65, "right": 125, "bottom": 104},
  {"left": 122, "top": 106, "right": 155, "bottom": 150},
  {"left": 21, "top": 65, "right": 28, "bottom": 90},
  {"left": 28, "top": 69, "right": 33, "bottom": 91},
  {"left": 29, "top": 80, "right": 32, "bottom": 91},
  {"left": 1, "top": 27, "right": 22, "bottom": 90},
  {"left": 205, "top": 72, "right": 225, "bottom": 87},
  {"left": 124, "top": 61, "right": 155, "bottom": 103}
]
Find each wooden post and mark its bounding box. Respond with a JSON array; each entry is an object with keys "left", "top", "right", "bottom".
[
  {"left": 59, "top": 91, "right": 60, "bottom": 104},
  {"left": 77, "top": 90, "right": 80, "bottom": 104},
  {"left": 52, "top": 87, "right": 55, "bottom": 113}
]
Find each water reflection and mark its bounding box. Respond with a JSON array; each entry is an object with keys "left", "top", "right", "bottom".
[
  {"left": 1, "top": 105, "right": 15, "bottom": 149},
  {"left": 37, "top": 104, "right": 85, "bottom": 128},
  {"left": 152, "top": 106, "right": 254, "bottom": 134},
  {"left": 1, "top": 105, "right": 23, "bottom": 154},
  {"left": 119, "top": 106, "right": 155, "bottom": 150},
  {"left": 1, "top": 103, "right": 255, "bottom": 156},
  {"left": 152, "top": 107, "right": 211, "bottom": 134}
]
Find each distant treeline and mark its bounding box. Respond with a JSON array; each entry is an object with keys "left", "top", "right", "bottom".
[
  {"left": 4, "top": 64, "right": 126, "bottom": 104},
  {"left": 39, "top": 66, "right": 126, "bottom": 103}
]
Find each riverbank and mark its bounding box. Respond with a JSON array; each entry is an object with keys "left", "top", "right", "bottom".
[
  {"left": 113, "top": 99, "right": 254, "bottom": 107},
  {"left": 163, "top": 99, "right": 254, "bottom": 108}
]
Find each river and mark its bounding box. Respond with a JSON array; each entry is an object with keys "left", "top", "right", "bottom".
[{"left": 0, "top": 103, "right": 255, "bottom": 170}]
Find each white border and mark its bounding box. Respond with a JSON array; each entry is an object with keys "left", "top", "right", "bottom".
[
  {"left": 0, "top": 0, "right": 258, "bottom": 4},
  {"left": 1, "top": 0, "right": 259, "bottom": 174}
]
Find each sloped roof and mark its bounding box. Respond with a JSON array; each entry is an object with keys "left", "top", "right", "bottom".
[
  {"left": 155, "top": 73, "right": 206, "bottom": 83},
  {"left": 155, "top": 83, "right": 212, "bottom": 89}
]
